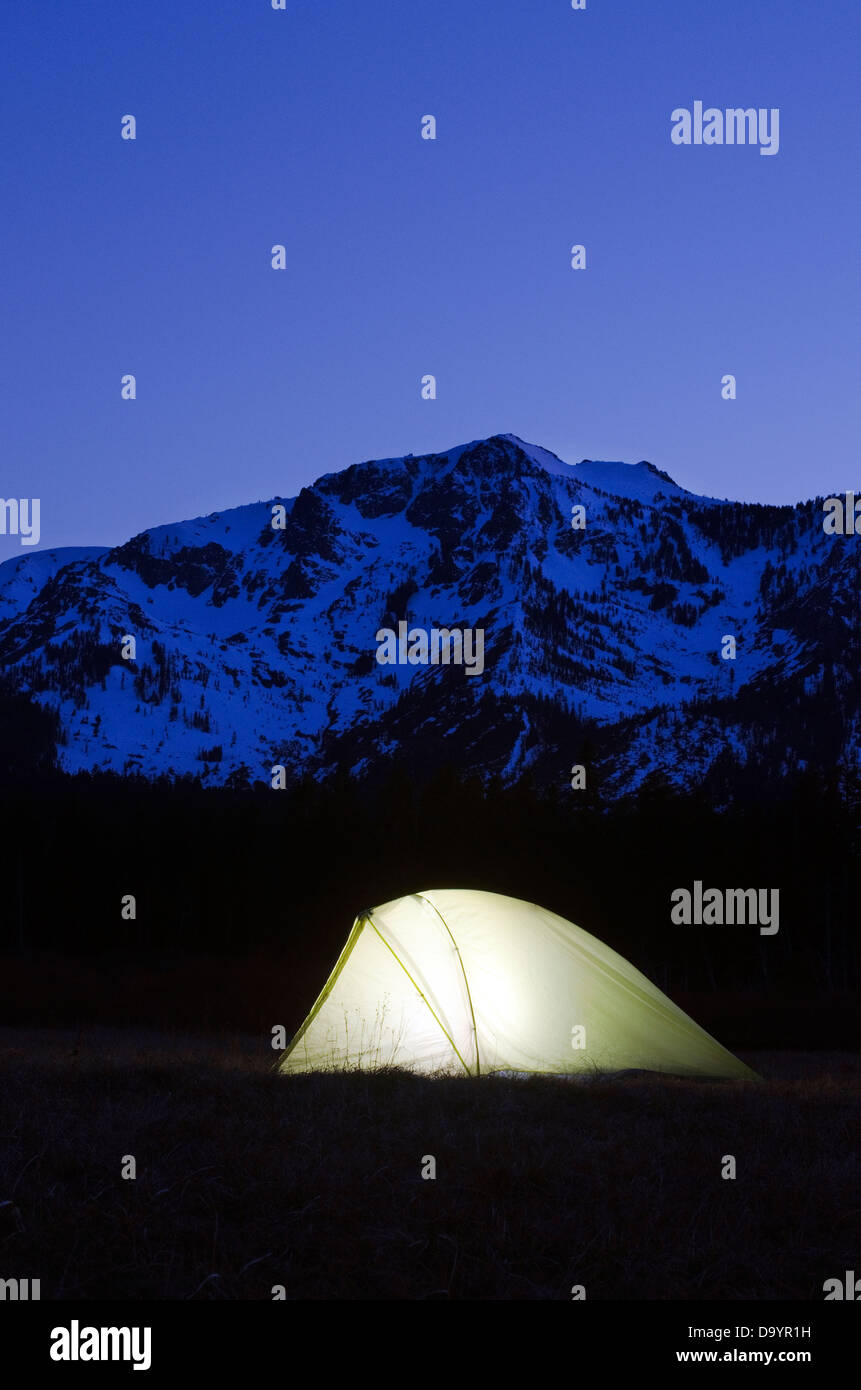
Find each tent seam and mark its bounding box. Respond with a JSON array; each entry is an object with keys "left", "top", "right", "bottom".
[
  {"left": 365, "top": 913, "right": 472, "bottom": 1076},
  {"left": 279, "top": 914, "right": 367, "bottom": 1067},
  {"left": 416, "top": 893, "right": 481, "bottom": 1077}
]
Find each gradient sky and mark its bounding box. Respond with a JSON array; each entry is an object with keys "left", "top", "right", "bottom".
[{"left": 2, "top": 0, "right": 860, "bottom": 559}]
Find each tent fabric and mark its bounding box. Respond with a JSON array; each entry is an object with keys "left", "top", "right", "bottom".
[{"left": 280, "top": 889, "right": 756, "bottom": 1079}]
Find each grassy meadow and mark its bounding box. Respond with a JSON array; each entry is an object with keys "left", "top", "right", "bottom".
[{"left": 0, "top": 1026, "right": 858, "bottom": 1300}]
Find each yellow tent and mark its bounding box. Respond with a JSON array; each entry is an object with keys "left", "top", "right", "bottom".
[{"left": 280, "top": 889, "right": 756, "bottom": 1079}]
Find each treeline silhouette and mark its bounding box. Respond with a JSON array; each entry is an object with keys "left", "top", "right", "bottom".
[{"left": 0, "top": 762, "right": 857, "bottom": 1046}]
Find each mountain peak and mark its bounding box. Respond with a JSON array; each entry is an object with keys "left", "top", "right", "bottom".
[
  {"left": 1, "top": 429, "right": 844, "bottom": 800},
  {"left": 482, "top": 433, "right": 583, "bottom": 481},
  {"left": 488, "top": 434, "right": 687, "bottom": 499},
  {"left": 317, "top": 434, "right": 688, "bottom": 501}
]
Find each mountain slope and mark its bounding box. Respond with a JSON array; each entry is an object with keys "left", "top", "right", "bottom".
[{"left": 0, "top": 434, "right": 856, "bottom": 799}]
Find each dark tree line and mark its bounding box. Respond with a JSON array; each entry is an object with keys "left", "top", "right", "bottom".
[{"left": 0, "top": 757, "right": 857, "bottom": 1044}]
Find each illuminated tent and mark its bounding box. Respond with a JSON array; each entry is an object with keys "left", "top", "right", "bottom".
[{"left": 280, "top": 889, "right": 755, "bottom": 1079}]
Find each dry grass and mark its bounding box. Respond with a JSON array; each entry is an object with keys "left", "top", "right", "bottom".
[{"left": 0, "top": 1027, "right": 858, "bottom": 1300}]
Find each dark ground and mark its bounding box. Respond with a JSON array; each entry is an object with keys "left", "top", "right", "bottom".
[{"left": 1, "top": 1027, "right": 858, "bottom": 1300}]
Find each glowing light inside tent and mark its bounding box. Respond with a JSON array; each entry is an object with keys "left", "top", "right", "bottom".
[{"left": 280, "top": 889, "right": 756, "bottom": 1080}]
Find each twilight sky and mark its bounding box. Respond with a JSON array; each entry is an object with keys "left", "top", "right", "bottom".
[{"left": 2, "top": 0, "right": 860, "bottom": 559}]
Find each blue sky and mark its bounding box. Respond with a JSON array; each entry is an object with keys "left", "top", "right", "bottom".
[{"left": 2, "top": 0, "right": 860, "bottom": 557}]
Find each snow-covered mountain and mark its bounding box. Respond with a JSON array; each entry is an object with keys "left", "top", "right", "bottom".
[{"left": 0, "top": 433, "right": 858, "bottom": 800}]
